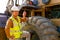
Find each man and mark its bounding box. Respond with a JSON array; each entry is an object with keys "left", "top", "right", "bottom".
[
  {"left": 5, "top": 6, "right": 30, "bottom": 40},
  {"left": 22, "top": 11, "right": 27, "bottom": 22},
  {"left": 21, "top": 10, "right": 28, "bottom": 28}
]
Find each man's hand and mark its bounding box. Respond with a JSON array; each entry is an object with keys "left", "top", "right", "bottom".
[
  {"left": 9, "top": 35, "right": 14, "bottom": 40},
  {"left": 9, "top": 38, "right": 14, "bottom": 40}
]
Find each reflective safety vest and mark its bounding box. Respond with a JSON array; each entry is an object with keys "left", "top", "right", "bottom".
[{"left": 9, "top": 16, "right": 23, "bottom": 38}]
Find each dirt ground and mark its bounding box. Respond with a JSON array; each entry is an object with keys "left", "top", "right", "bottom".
[{"left": 0, "top": 27, "right": 8, "bottom": 40}]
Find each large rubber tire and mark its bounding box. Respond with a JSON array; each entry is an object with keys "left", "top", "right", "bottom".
[{"left": 22, "top": 16, "right": 59, "bottom": 40}]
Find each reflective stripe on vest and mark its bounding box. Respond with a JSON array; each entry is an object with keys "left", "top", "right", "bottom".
[{"left": 9, "top": 16, "right": 23, "bottom": 38}]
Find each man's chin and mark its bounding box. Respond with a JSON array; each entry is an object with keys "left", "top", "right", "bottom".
[{"left": 14, "top": 15, "right": 18, "bottom": 17}]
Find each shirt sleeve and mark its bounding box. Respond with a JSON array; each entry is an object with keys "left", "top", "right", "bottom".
[{"left": 5, "top": 19, "right": 13, "bottom": 38}]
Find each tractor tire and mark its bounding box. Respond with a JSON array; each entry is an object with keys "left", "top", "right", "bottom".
[{"left": 22, "top": 16, "right": 59, "bottom": 40}]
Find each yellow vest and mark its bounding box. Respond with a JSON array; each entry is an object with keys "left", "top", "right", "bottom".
[{"left": 9, "top": 16, "right": 23, "bottom": 38}]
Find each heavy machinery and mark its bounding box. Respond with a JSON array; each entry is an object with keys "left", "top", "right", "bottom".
[{"left": 0, "top": 0, "right": 60, "bottom": 40}]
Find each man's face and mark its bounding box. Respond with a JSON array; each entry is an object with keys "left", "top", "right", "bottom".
[
  {"left": 23, "top": 11, "right": 27, "bottom": 17},
  {"left": 12, "top": 11, "right": 19, "bottom": 17}
]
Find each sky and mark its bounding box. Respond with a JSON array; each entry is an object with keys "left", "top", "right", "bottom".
[{"left": 0, "top": 0, "right": 22, "bottom": 13}]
